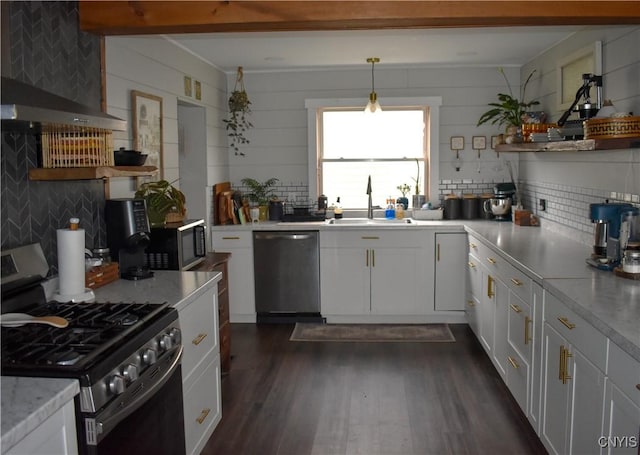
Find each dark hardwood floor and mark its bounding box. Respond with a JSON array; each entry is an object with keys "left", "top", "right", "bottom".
[{"left": 202, "top": 323, "right": 547, "bottom": 455}]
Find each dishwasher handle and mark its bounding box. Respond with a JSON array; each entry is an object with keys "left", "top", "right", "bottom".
[{"left": 254, "top": 232, "right": 316, "bottom": 241}]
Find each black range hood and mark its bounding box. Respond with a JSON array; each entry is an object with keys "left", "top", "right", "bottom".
[{"left": 0, "top": 77, "right": 126, "bottom": 131}]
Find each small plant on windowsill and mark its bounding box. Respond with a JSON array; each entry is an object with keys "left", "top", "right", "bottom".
[{"left": 223, "top": 67, "right": 253, "bottom": 156}]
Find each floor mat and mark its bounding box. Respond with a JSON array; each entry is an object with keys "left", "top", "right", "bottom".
[{"left": 289, "top": 323, "right": 456, "bottom": 342}]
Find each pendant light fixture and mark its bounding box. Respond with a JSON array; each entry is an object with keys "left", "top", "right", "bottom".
[{"left": 364, "top": 57, "right": 381, "bottom": 113}]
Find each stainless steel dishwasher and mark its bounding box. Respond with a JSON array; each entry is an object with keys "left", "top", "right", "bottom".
[{"left": 253, "top": 230, "right": 323, "bottom": 323}]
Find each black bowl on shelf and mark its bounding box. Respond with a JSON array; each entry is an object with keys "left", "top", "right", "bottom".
[{"left": 114, "top": 148, "right": 148, "bottom": 166}]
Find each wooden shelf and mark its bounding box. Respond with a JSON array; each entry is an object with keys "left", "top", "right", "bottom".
[
  {"left": 495, "top": 137, "right": 640, "bottom": 153},
  {"left": 28, "top": 166, "right": 158, "bottom": 181}
]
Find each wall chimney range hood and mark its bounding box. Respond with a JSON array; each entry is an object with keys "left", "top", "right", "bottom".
[{"left": 1, "top": 77, "right": 126, "bottom": 131}]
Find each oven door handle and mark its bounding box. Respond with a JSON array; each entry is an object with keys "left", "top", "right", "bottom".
[{"left": 89, "top": 345, "right": 183, "bottom": 445}]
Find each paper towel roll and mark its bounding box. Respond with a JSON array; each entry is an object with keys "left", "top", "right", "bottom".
[{"left": 57, "top": 228, "right": 86, "bottom": 296}]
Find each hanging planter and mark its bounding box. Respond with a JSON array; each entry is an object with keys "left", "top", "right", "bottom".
[{"left": 223, "top": 67, "right": 253, "bottom": 156}]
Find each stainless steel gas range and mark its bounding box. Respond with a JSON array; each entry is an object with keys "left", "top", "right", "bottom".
[{"left": 1, "top": 244, "right": 186, "bottom": 455}]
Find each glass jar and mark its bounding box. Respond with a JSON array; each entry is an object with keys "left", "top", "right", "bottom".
[{"left": 93, "top": 247, "right": 111, "bottom": 264}]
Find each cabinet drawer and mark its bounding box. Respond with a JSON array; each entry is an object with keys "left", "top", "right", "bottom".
[
  {"left": 501, "top": 261, "right": 532, "bottom": 303},
  {"left": 506, "top": 344, "right": 529, "bottom": 413},
  {"left": 320, "top": 229, "right": 426, "bottom": 249},
  {"left": 544, "top": 292, "right": 607, "bottom": 371},
  {"left": 508, "top": 292, "right": 532, "bottom": 363},
  {"left": 180, "top": 289, "right": 219, "bottom": 381},
  {"left": 183, "top": 354, "right": 222, "bottom": 455},
  {"left": 218, "top": 288, "right": 230, "bottom": 325},
  {"left": 212, "top": 230, "right": 252, "bottom": 249},
  {"left": 211, "top": 262, "right": 228, "bottom": 292},
  {"left": 608, "top": 341, "right": 640, "bottom": 408},
  {"left": 219, "top": 321, "right": 231, "bottom": 372}
]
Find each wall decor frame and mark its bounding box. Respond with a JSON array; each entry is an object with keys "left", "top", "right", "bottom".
[
  {"left": 450, "top": 136, "right": 464, "bottom": 151},
  {"left": 556, "top": 41, "right": 602, "bottom": 112},
  {"left": 472, "top": 135, "right": 486, "bottom": 150},
  {"left": 132, "top": 90, "right": 163, "bottom": 178}
]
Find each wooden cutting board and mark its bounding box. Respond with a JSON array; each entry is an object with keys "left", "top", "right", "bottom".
[{"left": 212, "top": 182, "right": 231, "bottom": 225}]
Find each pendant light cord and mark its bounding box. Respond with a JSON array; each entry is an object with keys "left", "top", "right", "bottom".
[{"left": 371, "top": 60, "right": 375, "bottom": 93}]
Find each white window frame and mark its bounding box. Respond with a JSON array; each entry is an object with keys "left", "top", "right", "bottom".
[{"left": 305, "top": 97, "right": 442, "bottom": 204}]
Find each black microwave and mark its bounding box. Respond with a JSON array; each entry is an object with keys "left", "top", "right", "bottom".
[{"left": 145, "top": 219, "right": 207, "bottom": 270}]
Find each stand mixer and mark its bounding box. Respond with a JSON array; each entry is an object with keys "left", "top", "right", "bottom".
[
  {"left": 586, "top": 202, "right": 633, "bottom": 270},
  {"left": 105, "top": 199, "right": 154, "bottom": 280}
]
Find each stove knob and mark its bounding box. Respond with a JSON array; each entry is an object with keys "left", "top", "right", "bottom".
[
  {"left": 109, "top": 374, "right": 125, "bottom": 395},
  {"left": 142, "top": 348, "right": 157, "bottom": 365},
  {"left": 122, "top": 364, "right": 139, "bottom": 383},
  {"left": 159, "top": 334, "right": 173, "bottom": 351},
  {"left": 169, "top": 327, "right": 182, "bottom": 345}
]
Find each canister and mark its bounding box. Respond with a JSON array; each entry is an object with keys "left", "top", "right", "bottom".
[
  {"left": 462, "top": 194, "right": 479, "bottom": 219},
  {"left": 444, "top": 194, "right": 461, "bottom": 220}
]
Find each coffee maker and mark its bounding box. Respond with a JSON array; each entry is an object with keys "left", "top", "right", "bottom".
[
  {"left": 586, "top": 202, "right": 632, "bottom": 270},
  {"left": 620, "top": 208, "right": 640, "bottom": 275},
  {"left": 105, "top": 199, "right": 154, "bottom": 280}
]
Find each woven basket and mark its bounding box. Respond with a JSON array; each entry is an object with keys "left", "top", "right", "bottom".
[
  {"left": 40, "top": 124, "right": 114, "bottom": 168},
  {"left": 584, "top": 116, "right": 640, "bottom": 140}
]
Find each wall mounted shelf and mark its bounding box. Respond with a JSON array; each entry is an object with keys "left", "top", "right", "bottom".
[
  {"left": 495, "top": 137, "right": 640, "bottom": 153},
  {"left": 28, "top": 166, "right": 158, "bottom": 181}
]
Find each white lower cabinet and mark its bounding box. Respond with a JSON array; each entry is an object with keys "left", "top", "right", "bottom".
[
  {"left": 319, "top": 229, "right": 432, "bottom": 321},
  {"left": 541, "top": 295, "right": 607, "bottom": 455},
  {"left": 212, "top": 230, "right": 255, "bottom": 322},
  {"left": 434, "top": 232, "right": 467, "bottom": 311},
  {"left": 602, "top": 342, "right": 640, "bottom": 455},
  {"left": 177, "top": 285, "right": 222, "bottom": 455},
  {"left": 6, "top": 399, "right": 78, "bottom": 455}
]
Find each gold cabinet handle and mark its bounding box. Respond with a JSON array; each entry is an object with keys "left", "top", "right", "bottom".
[
  {"left": 487, "top": 275, "right": 495, "bottom": 298},
  {"left": 468, "top": 261, "right": 476, "bottom": 269},
  {"left": 467, "top": 300, "right": 475, "bottom": 307},
  {"left": 559, "top": 345, "right": 564, "bottom": 381},
  {"left": 508, "top": 356, "right": 519, "bottom": 369},
  {"left": 511, "top": 278, "right": 523, "bottom": 286},
  {"left": 558, "top": 316, "right": 576, "bottom": 330},
  {"left": 562, "top": 348, "right": 573, "bottom": 384},
  {"left": 196, "top": 408, "right": 211, "bottom": 424},
  {"left": 486, "top": 257, "right": 497, "bottom": 264},
  {"left": 361, "top": 236, "right": 379, "bottom": 240},
  {"left": 469, "top": 242, "right": 477, "bottom": 249},
  {"left": 192, "top": 332, "right": 208, "bottom": 345},
  {"left": 372, "top": 249, "right": 375, "bottom": 267},
  {"left": 525, "top": 316, "right": 532, "bottom": 345},
  {"left": 437, "top": 243, "right": 441, "bottom": 262},
  {"left": 365, "top": 250, "right": 369, "bottom": 267},
  {"left": 222, "top": 236, "right": 240, "bottom": 240},
  {"left": 510, "top": 303, "right": 522, "bottom": 313}
]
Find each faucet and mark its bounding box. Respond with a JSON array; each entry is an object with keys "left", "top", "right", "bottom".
[{"left": 366, "top": 175, "right": 373, "bottom": 219}]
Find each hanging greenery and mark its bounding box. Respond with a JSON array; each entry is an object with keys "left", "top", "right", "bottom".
[{"left": 223, "top": 67, "right": 253, "bottom": 156}]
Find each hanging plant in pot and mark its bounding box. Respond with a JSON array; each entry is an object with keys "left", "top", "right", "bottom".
[
  {"left": 477, "top": 68, "right": 539, "bottom": 143},
  {"left": 223, "top": 67, "right": 253, "bottom": 156}
]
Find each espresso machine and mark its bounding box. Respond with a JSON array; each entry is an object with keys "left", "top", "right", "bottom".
[
  {"left": 105, "top": 198, "right": 154, "bottom": 280},
  {"left": 619, "top": 207, "right": 640, "bottom": 275},
  {"left": 586, "top": 202, "right": 632, "bottom": 270}
]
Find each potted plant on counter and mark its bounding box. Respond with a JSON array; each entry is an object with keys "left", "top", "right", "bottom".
[
  {"left": 396, "top": 183, "right": 410, "bottom": 210},
  {"left": 135, "top": 179, "right": 186, "bottom": 226},
  {"left": 241, "top": 177, "right": 279, "bottom": 221}
]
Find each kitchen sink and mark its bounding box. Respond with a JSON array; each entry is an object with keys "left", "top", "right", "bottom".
[{"left": 325, "top": 218, "right": 415, "bottom": 226}]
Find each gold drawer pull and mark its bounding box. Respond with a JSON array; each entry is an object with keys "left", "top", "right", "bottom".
[
  {"left": 192, "top": 332, "right": 208, "bottom": 345},
  {"left": 558, "top": 317, "right": 576, "bottom": 330},
  {"left": 365, "top": 250, "right": 369, "bottom": 267},
  {"left": 508, "top": 356, "right": 519, "bottom": 369},
  {"left": 467, "top": 300, "right": 475, "bottom": 307},
  {"left": 510, "top": 303, "right": 522, "bottom": 313},
  {"left": 372, "top": 249, "right": 375, "bottom": 267},
  {"left": 525, "top": 316, "right": 532, "bottom": 345},
  {"left": 468, "top": 261, "right": 476, "bottom": 269},
  {"left": 469, "top": 242, "right": 477, "bottom": 249},
  {"left": 486, "top": 257, "right": 497, "bottom": 264},
  {"left": 222, "top": 236, "right": 240, "bottom": 240},
  {"left": 196, "top": 408, "right": 211, "bottom": 424},
  {"left": 511, "top": 278, "right": 523, "bottom": 286},
  {"left": 487, "top": 275, "right": 495, "bottom": 298},
  {"left": 361, "top": 236, "right": 379, "bottom": 240}
]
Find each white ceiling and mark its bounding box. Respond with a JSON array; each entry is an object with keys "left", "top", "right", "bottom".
[{"left": 166, "top": 26, "right": 583, "bottom": 73}]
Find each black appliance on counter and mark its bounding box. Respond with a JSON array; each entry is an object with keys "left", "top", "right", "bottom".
[
  {"left": 0, "top": 243, "right": 185, "bottom": 455},
  {"left": 145, "top": 219, "right": 207, "bottom": 271},
  {"left": 105, "top": 198, "right": 154, "bottom": 280}
]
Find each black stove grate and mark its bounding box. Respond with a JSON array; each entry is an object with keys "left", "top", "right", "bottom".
[{"left": 1, "top": 300, "right": 170, "bottom": 372}]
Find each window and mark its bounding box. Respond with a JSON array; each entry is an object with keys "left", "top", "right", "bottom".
[{"left": 306, "top": 97, "right": 442, "bottom": 208}]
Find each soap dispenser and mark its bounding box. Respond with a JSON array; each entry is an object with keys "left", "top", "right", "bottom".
[
  {"left": 334, "top": 197, "right": 343, "bottom": 219},
  {"left": 385, "top": 198, "right": 396, "bottom": 220}
]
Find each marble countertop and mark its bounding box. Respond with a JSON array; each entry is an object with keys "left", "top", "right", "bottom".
[
  {"left": 211, "top": 218, "right": 466, "bottom": 232},
  {"left": 1, "top": 270, "right": 221, "bottom": 451},
  {"left": 1, "top": 377, "right": 79, "bottom": 451}
]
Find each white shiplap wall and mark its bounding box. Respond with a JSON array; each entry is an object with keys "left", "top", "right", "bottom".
[
  {"left": 519, "top": 26, "right": 640, "bottom": 195},
  {"left": 228, "top": 65, "right": 524, "bottom": 198},
  {"left": 104, "top": 36, "right": 228, "bottom": 227}
]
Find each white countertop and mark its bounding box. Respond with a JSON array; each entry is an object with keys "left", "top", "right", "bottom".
[
  {"left": 211, "top": 218, "right": 466, "bottom": 231},
  {"left": 1, "top": 377, "right": 79, "bottom": 451},
  {"left": 1, "top": 270, "right": 221, "bottom": 451}
]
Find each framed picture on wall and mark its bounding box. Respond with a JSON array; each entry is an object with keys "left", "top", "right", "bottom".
[{"left": 132, "top": 90, "right": 163, "bottom": 179}]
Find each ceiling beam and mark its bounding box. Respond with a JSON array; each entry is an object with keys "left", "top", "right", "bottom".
[{"left": 79, "top": 1, "right": 640, "bottom": 35}]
